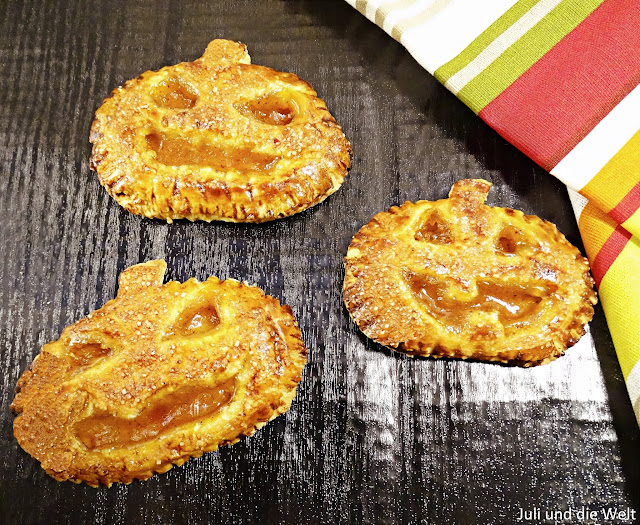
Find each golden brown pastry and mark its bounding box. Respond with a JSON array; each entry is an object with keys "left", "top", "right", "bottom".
[
  {"left": 343, "top": 179, "right": 597, "bottom": 366},
  {"left": 89, "top": 39, "right": 351, "bottom": 222},
  {"left": 11, "top": 260, "right": 307, "bottom": 486}
]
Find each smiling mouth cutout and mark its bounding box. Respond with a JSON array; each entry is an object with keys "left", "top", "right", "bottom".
[
  {"left": 74, "top": 378, "right": 237, "bottom": 450},
  {"left": 404, "top": 270, "right": 556, "bottom": 335}
]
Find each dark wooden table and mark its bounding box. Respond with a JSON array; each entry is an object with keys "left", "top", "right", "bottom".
[{"left": 1, "top": 1, "right": 638, "bottom": 523}]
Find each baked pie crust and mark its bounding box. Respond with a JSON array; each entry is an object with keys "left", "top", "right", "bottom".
[
  {"left": 12, "top": 260, "right": 307, "bottom": 486},
  {"left": 90, "top": 39, "right": 351, "bottom": 222},
  {"left": 343, "top": 179, "right": 597, "bottom": 366}
]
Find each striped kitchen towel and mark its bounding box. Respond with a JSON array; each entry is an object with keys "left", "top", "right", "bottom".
[{"left": 346, "top": 0, "right": 640, "bottom": 424}]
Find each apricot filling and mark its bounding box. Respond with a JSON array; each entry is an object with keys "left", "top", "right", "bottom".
[
  {"left": 168, "top": 301, "right": 221, "bottom": 337},
  {"left": 406, "top": 271, "right": 553, "bottom": 329},
  {"left": 414, "top": 210, "right": 453, "bottom": 244},
  {"left": 495, "top": 225, "right": 531, "bottom": 255},
  {"left": 74, "top": 378, "right": 236, "bottom": 449},
  {"left": 67, "top": 343, "right": 111, "bottom": 369},
  {"left": 145, "top": 132, "right": 280, "bottom": 171},
  {"left": 235, "top": 91, "right": 297, "bottom": 125},
  {"left": 151, "top": 77, "right": 198, "bottom": 109}
]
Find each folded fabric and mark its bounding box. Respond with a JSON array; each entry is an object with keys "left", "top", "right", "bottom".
[{"left": 346, "top": 0, "right": 640, "bottom": 424}]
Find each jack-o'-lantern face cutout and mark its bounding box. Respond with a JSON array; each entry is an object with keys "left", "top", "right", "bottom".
[
  {"left": 343, "top": 179, "right": 597, "bottom": 366},
  {"left": 89, "top": 39, "right": 351, "bottom": 223},
  {"left": 11, "top": 260, "right": 307, "bottom": 486}
]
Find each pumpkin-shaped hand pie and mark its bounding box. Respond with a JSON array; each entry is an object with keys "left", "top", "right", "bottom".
[
  {"left": 11, "top": 260, "right": 307, "bottom": 486},
  {"left": 343, "top": 179, "right": 597, "bottom": 366},
  {"left": 89, "top": 39, "right": 351, "bottom": 222}
]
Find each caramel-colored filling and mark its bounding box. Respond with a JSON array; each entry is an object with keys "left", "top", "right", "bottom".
[
  {"left": 495, "top": 225, "right": 529, "bottom": 255},
  {"left": 407, "top": 272, "right": 551, "bottom": 329},
  {"left": 146, "top": 132, "right": 280, "bottom": 171},
  {"left": 414, "top": 210, "right": 453, "bottom": 244},
  {"left": 74, "top": 378, "right": 236, "bottom": 449},
  {"left": 68, "top": 343, "right": 111, "bottom": 368},
  {"left": 236, "top": 91, "right": 297, "bottom": 125},
  {"left": 169, "top": 302, "right": 221, "bottom": 337},
  {"left": 151, "top": 77, "right": 198, "bottom": 109}
]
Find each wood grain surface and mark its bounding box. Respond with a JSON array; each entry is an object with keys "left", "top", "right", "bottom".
[{"left": 1, "top": 1, "right": 638, "bottom": 524}]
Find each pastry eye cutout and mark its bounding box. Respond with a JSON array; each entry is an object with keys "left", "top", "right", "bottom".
[
  {"left": 150, "top": 76, "right": 199, "bottom": 109},
  {"left": 343, "top": 179, "right": 596, "bottom": 366},
  {"left": 66, "top": 341, "right": 112, "bottom": 368},
  {"left": 235, "top": 90, "right": 300, "bottom": 126},
  {"left": 495, "top": 224, "right": 538, "bottom": 256},
  {"left": 11, "top": 260, "right": 307, "bottom": 487},
  {"left": 89, "top": 39, "right": 351, "bottom": 223},
  {"left": 166, "top": 296, "right": 221, "bottom": 338},
  {"left": 414, "top": 209, "right": 454, "bottom": 244}
]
